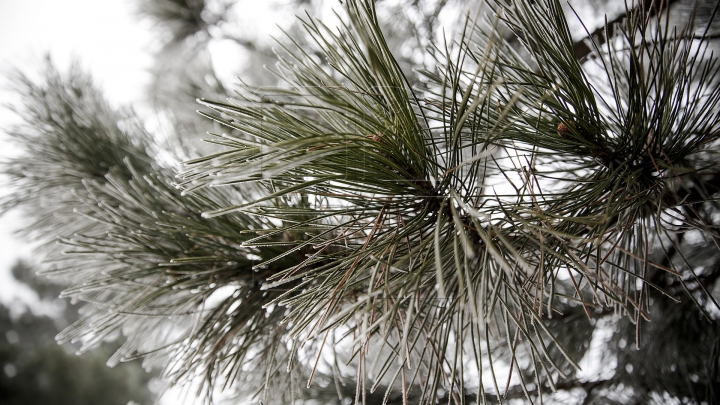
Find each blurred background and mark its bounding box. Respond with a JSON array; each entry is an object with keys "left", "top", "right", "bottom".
[{"left": 0, "top": 0, "right": 718, "bottom": 404}]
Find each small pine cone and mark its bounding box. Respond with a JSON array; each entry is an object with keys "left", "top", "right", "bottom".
[
  {"left": 557, "top": 122, "right": 572, "bottom": 138},
  {"left": 367, "top": 132, "right": 383, "bottom": 143}
]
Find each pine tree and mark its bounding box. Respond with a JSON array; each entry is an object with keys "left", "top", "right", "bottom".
[{"left": 2, "top": 0, "right": 719, "bottom": 404}]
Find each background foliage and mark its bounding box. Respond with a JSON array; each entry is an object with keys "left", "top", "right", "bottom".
[{"left": 0, "top": 262, "right": 156, "bottom": 405}]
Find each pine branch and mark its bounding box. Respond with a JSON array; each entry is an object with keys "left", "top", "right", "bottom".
[
  {"left": 3, "top": 1, "right": 719, "bottom": 404},
  {"left": 1, "top": 59, "right": 153, "bottom": 247},
  {"left": 179, "top": 0, "right": 719, "bottom": 401},
  {"left": 572, "top": 0, "right": 682, "bottom": 62}
]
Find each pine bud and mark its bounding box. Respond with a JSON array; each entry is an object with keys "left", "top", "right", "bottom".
[{"left": 557, "top": 122, "right": 572, "bottom": 138}]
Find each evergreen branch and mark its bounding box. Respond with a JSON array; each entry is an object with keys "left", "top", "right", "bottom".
[
  {"left": 3, "top": 1, "right": 719, "bottom": 403},
  {"left": 1, "top": 59, "right": 154, "bottom": 248},
  {"left": 572, "top": 0, "right": 682, "bottom": 62}
]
